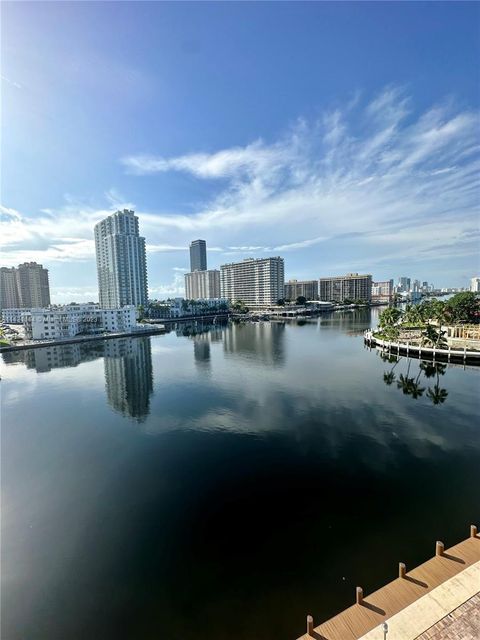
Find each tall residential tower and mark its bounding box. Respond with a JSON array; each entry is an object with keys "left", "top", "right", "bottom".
[
  {"left": 0, "top": 262, "right": 50, "bottom": 310},
  {"left": 94, "top": 209, "right": 148, "bottom": 308},
  {"left": 189, "top": 239, "right": 207, "bottom": 272},
  {"left": 220, "top": 257, "right": 285, "bottom": 306}
]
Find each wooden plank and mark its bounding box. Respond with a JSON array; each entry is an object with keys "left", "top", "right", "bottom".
[{"left": 297, "top": 534, "right": 480, "bottom": 640}]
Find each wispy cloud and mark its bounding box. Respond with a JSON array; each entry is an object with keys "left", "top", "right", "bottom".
[{"left": 1, "top": 88, "right": 479, "bottom": 292}]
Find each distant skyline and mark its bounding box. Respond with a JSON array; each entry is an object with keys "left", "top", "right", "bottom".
[{"left": 1, "top": 2, "right": 479, "bottom": 302}]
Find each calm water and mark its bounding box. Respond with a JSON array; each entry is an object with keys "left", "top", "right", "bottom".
[{"left": 1, "top": 309, "right": 479, "bottom": 640}]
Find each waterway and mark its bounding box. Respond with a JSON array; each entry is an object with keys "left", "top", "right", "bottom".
[{"left": 1, "top": 308, "right": 479, "bottom": 640}]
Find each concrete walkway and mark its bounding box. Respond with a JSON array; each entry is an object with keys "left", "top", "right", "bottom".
[{"left": 358, "top": 561, "right": 480, "bottom": 640}]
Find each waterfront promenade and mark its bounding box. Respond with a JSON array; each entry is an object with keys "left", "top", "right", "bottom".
[{"left": 298, "top": 527, "right": 480, "bottom": 640}]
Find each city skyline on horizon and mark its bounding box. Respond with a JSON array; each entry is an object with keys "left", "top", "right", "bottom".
[{"left": 1, "top": 2, "right": 479, "bottom": 302}]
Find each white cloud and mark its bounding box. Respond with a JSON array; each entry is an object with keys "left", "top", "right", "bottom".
[
  {"left": 149, "top": 272, "right": 185, "bottom": 298},
  {"left": 1, "top": 88, "right": 479, "bottom": 291}
]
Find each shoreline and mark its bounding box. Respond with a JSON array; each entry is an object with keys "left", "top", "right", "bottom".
[{"left": 364, "top": 330, "right": 480, "bottom": 364}]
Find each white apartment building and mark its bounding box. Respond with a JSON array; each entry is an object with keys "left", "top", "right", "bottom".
[
  {"left": 1, "top": 308, "right": 31, "bottom": 324},
  {"left": 94, "top": 209, "right": 148, "bottom": 308},
  {"left": 220, "top": 257, "right": 285, "bottom": 306},
  {"left": 318, "top": 273, "right": 372, "bottom": 303},
  {"left": 23, "top": 304, "right": 137, "bottom": 341},
  {"left": 185, "top": 270, "right": 221, "bottom": 300},
  {"left": 470, "top": 277, "right": 480, "bottom": 293}
]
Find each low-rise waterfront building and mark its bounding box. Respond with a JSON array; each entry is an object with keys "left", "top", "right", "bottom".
[
  {"left": 1, "top": 308, "right": 30, "bottom": 324},
  {"left": 147, "top": 298, "right": 228, "bottom": 319},
  {"left": 318, "top": 273, "right": 372, "bottom": 303},
  {"left": 220, "top": 257, "right": 284, "bottom": 306},
  {"left": 23, "top": 304, "right": 137, "bottom": 341},
  {"left": 284, "top": 279, "right": 318, "bottom": 301},
  {"left": 185, "top": 269, "right": 221, "bottom": 300}
]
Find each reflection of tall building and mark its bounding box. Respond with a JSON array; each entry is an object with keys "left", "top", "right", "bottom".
[
  {"left": 103, "top": 337, "right": 153, "bottom": 421},
  {"left": 223, "top": 322, "right": 285, "bottom": 366},
  {"left": 2, "top": 343, "right": 105, "bottom": 372},
  {"left": 193, "top": 334, "right": 211, "bottom": 366}
]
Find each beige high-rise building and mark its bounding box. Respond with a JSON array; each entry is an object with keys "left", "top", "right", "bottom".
[
  {"left": 318, "top": 273, "right": 372, "bottom": 303},
  {"left": 16, "top": 262, "right": 51, "bottom": 308},
  {"left": 185, "top": 270, "right": 221, "bottom": 300},
  {"left": 284, "top": 279, "right": 318, "bottom": 301},
  {"left": 0, "top": 267, "right": 20, "bottom": 310},
  {"left": 0, "top": 262, "right": 50, "bottom": 310},
  {"left": 220, "top": 257, "right": 284, "bottom": 306}
]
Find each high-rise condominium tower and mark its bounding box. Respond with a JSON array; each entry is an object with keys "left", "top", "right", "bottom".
[
  {"left": 318, "top": 273, "right": 372, "bottom": 303},
  {"left": 220, "top": 257, "right": 285, "bottom": 306},
  {"left": 16, "top": 262, "right": 51, "bottom": 308},
  {"left": 1, "top": 262, "right": 51, "bottom": 309},
  {"left": 94, "top": 209, "right": 148, "bottom": 308},
  {"left": 185, "top": 270, "right": 221, "bottom": 300},
  {"left": 190, "top": 239, "right": 207, "bottom": 272},
  {"left": 0, "top": 267, "right": 20, "bottom": 310}
]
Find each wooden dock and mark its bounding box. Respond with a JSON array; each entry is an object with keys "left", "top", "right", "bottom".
[{"left": 298, "top": 526, "right": 480, "bottom": 640}]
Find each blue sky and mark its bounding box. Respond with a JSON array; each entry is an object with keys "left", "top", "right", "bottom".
[{"left": 1, "top": 1, "right": 479, "bottom": 301}]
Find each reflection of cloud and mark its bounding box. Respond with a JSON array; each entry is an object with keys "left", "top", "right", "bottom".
[{"left": 142, "top": 323, "right": 479, "bottom": 463}]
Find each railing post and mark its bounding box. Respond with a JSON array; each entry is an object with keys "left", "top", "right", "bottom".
[
  {"left": 306, "top": 615, "right": 314, "bottom": 636},
  {"left": 436, "top": 541, "right": 444, "bottom": 556},
  {"left": 399, "top": 562, "right": 406, "bottom": 578},
  {"left": 356, "top": 586, "right": 363, "bottom": 605},
  {"left": 471, "top": 524, "right": 478, "bottom": 538}
]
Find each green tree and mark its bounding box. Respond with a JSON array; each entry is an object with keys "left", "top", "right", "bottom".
[
  {"left": 379, "top": 306, "right": 403, "bottom": 329},
  {"left": 277, "top": 298, "right": 286, "bottom": 306},
  {"left": 444, "top": 292, "right": 480, "bottom": 323},
  {"left": 421, "top": 325, "right": 448, "bottom": 348},
  {"left": 296, "top": 296, "right": 307, "bottom": 305},
  {"left": 137, "top": 304, "right": 145, "bottom": 320}
]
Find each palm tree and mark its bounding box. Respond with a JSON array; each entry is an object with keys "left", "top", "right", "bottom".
[{"left": 421, "top": 324, "right": 448, "bottom": 349}]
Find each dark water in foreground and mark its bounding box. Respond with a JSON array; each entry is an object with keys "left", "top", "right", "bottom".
[{"left": 1, "top": 309, "right": 479, "bottom": 640}]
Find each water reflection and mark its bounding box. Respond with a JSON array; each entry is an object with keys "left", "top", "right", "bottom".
[
  {"left": 2, "top": 342, "right": 104, "bottom": 372},
  {"left": 103, "top": 338, "right": 153, "bottom": 421},
  {"left": 379, "top": 352, "right": 449, "bottom": 405},
  {"left": 2, "top": 315, "right": 480, "bottom": 640},
  {"left": 2, "top": 338, "right": 154, "bottom": 421},
  {"left": 223, "top": 321, "right": 285, "bottom": 366}
]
